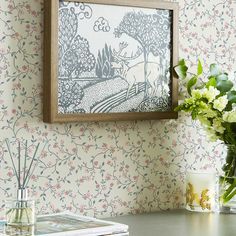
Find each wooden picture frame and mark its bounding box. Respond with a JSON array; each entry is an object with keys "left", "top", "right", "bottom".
[{"left": 43, "top": 0, "right": 179, "bottom": 123}]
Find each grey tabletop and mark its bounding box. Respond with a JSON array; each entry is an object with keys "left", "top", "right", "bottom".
[{"left": 105, "top": 209, "right": 236, "bottom": 236}]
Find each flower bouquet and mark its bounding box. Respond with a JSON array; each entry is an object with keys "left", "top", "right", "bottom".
[{"left": 174, "top": 59, "right": 236, "bottom": 212}]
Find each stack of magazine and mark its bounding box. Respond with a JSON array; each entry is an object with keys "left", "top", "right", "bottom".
[{"left": 0, "top": 212, "right": 129, "bottom": 236}]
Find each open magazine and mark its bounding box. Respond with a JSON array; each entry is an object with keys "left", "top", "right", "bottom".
[{"left": 0, "top": 212, "right": 128, "bottom": 236}]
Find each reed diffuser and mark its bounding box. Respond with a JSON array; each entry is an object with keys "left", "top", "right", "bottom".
[{"left": 5, "top": 139, "right": 40, "bottom": 227}]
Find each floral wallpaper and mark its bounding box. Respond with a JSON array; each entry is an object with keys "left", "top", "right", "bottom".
[{"left": 0, "top": 0, "right": 235, "bottom": 218}]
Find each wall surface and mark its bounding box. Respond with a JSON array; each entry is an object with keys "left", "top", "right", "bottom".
[{"left": 0, "top": 0, "right": 235, "bottom": 218}]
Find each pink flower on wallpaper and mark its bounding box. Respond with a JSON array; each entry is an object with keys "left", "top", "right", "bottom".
[
  {"left": 133, "top": 176, "right": 139, "bottom": 182},
  {"left": 93, "top": 161, "right": 99, "bottom": 166},
  {"left": 84, "top": 144, "right": 93, "bottom": 152},
  {"left": 7, "top": 171, "right": 13, "bottom": 177},
  {"left": 21, "top": 65, "right": 29, "bottom": 72},
  {"left": 42, "top": 132, "right": 48, "bottom": 137},
  {"left": 79, "top": 205, "right": 85, "bottom": 213},
  {"left": 23, "top": 122, "right": 29, "bottom": 129},
  {"left": 8, "top": 4, "right": 14, "bottom": 10},
  {"left": 107, "top": 160, "right": 113, "bottom": 166},
  {"left": 83, "top": 191, "right": 92, "bottom": 200},
  {"left": 53, "top": 143, "right": 58, "bottom": 148},
  {"left": 25, "top": 4, "right": 31, "bottom": 9},
  {"left": 30, "top": 175, "right": 37, "bottom": 182},
  {"left": 172, "top": 140, "right": 177, "bottom": 147},
  {"left": 102, "top": 143, "right": 108, "bottom": 148},
  {"left": 31, "top": 11, "right": 37, "bottom": 17},
  {"left": 56, "top": 183, "right": 61, "bottom": 189},
  {"left": 12, "top": 83, "right": 21, "bottom": 89},
  {"left": 105, "top": 174, "right": 112, "bottom": 181}
]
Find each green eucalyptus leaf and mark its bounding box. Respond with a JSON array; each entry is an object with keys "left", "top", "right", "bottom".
[
  {"left": 216, "top": 73, "right": 228, "bottom": 82},
  {"left": 216, "top": 80, "right": 233, "bottom": 93},
  {"left": 227, "top": 90, "right": 236, "bottom": 103},
  {"left": 174, "top": 59, "right": 188, "bottom": 79},
  {"left": 187, "top": 76, "right": 198, "bottom": 95},
  {"left": 206, "top": 76, "right": 217, "bottom": 88},
  {"left": 179, "top": 59, "right": 186, "bottom": 66},
  {"left": 210, "top": 63, "right": 221, "bottom": 76},
  {"left": 174, "top": 63, "right": 188, "bottom": 79},
  {"left": 197, "top": 60, "right": 203, "bottom": 75}
]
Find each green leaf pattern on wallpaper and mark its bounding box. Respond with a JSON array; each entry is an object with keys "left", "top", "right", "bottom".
[{"left": 0, "top": 0, "right": 235, "bottom": 218}]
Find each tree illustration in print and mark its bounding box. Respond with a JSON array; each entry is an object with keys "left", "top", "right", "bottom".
[
  {"left": 95, "top": 44, "right": 115, "bottom": 79},
  {"left": 114, "top": 10, "right": 171, "bottom": 98},
  {"left": 58, "top": 80, "right": 85, "bottom": 114},
  {"left": 58, "top": 7, "right": 95, "bottom": 112},
  {"left": 58, "top": 8, "right": 95, "bottom": 78}
]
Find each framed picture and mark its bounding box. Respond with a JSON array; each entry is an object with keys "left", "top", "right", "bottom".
[{"left": 43, "top": 0, "right": 179, "bottom": 123}]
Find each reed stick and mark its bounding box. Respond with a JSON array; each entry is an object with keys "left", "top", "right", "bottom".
[
  {"left": 18, "top": 141, "right": 21, "bottom": 189},
  {"left": 5, "top": 139, "right": 20, "bottom": 185},
  {"left": 23, "top": 140, "right": 28, "bottom": 187},
  {"left": 24, "top": 141, "right": 47, "bottom": 188},
  {"left": 22, "top": 143, "right": 40, "bottom": 188}
]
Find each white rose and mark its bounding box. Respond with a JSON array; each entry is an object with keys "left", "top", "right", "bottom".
[
  {"left": 192, "top": 89, "right": 203, "bottom": 99},
  {"left": 202, "top": 108, "right": 218, "bottom": 118},
  {"left": 223, "top": 110, "right": 236, "bottom": 123},
  {"left": 202, "top": 86, "right": 220, "bottom": 102},
  {"left": 213, "top": 95, "right": 228, "bottom": 111},
  {"left": 212, "top": 119, "right": 225, "bottom": 134}
]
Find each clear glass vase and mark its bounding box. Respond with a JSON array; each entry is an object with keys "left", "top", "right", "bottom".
[
  {"left": 219, "top": 175, "right": 236, "bottom": 213},
  {"left": 219, "top": 144, "right": 236, "bottom": 213}
]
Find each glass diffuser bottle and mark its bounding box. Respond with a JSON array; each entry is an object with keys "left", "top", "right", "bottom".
[
  {"left": 5, "top": 188, "right": 35, "bottom": 226},
  {"left": 4, "top": 139, "right": 41, "bottom": 234}
]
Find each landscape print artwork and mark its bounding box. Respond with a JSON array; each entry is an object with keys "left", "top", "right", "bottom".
[{"left": 58, "top": 1, "right": 173, "bottom": 114}]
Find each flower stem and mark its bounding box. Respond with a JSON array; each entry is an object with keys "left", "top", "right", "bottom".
[{"left": 222, "top": 180, "right": 236, "bottom": 203}]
